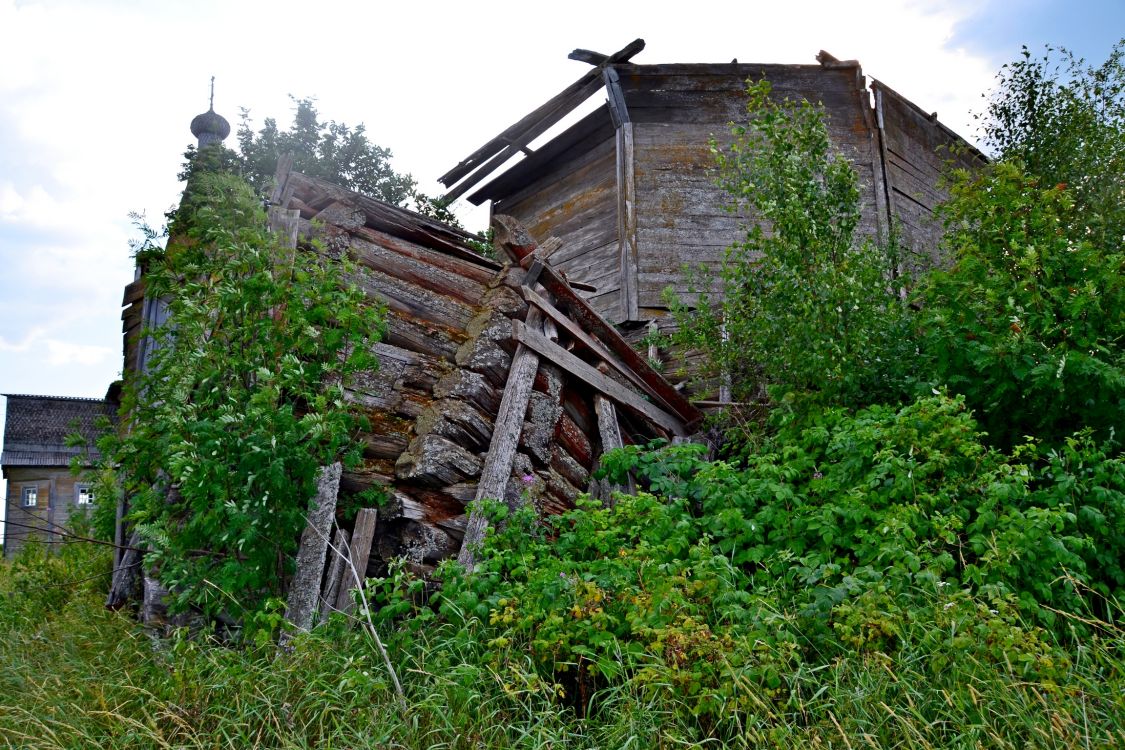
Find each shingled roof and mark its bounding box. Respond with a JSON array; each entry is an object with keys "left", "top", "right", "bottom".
[{"left": 1, "top": 395, "right": 116, "bottom": 468}]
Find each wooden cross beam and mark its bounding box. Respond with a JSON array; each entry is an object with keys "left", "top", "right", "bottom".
[{"left": 439, "top": 39, "right": 645, "bottom": 203}]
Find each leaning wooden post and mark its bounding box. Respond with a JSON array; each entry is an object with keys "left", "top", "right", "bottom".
[
  {"left": 320, "top": 527, "right": 351, "bottom": 615},
  {"left": 282, "top": 463, "right": 342, "bottom": 640},
  {"left": 335, "top": 508, "right": 378, "bottom": 614},
  {"left": 457, "top": 307, "right": 544, "bottom": 572}
]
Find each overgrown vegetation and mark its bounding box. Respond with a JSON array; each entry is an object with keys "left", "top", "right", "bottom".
[
  {"left": 3, "top": 42, "right": 1124, "bottom": 748},
  {"left": 666, "top": 81, "right": 915, "bottom": 416},
  {"left": 101, "top": 167, "right": 383, "bottom": 618}
]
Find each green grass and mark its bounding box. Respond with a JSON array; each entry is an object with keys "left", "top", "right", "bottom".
[{"left": 2, "top": 543, "right": 1124, "bottom": 749}]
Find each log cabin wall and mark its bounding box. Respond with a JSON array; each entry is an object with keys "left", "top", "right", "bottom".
[{"left": 268, "top": 171, "right": 700, "bottom": 579}]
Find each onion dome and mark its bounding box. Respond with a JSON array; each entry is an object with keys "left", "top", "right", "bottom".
[{"left": 190, "top": 77, "right": 230, "bottom": 147}]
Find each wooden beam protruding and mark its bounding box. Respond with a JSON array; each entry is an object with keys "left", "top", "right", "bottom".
[
  {"left": 569, "top": 48, "right": 609, "bottom": 65},
  {"left": 440, "top": 39, "right": 645, "bottom": 204}
]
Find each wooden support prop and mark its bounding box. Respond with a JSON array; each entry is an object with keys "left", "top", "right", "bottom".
[
  {"left": 524, "top": 286, "right": 648, "bottom": 393},
  {"left": 284, "top": 463, "right": 342, "bottom": 638},
  {"left": 515, "top": 265, "right": 699, "bottom": 427},
  {"left": 457, "top": 306, "right": 545, "bottom": 571},
  {"left": 320, "top": 527, "right": 350, "bottom": 615},
  {"left": 336, "top": 508, "right": 378, "bottom": 615},
  {"left": 513, "top": 319, "right": 686, "bottom": 435},
  {"left": 595, "top": 394, "right": 635, "bottom": 501}
]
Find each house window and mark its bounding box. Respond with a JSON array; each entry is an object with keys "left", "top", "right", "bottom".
[
  {"left": 76, "top": 485, "right": 94, "bottom": 506},
  {"left": 21, "top": 486, "right": 38, "bottom": 508}
]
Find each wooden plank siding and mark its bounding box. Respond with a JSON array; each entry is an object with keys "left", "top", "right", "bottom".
[
  {"left": 618, "top": 63, "right": 885, "bottom": 311},
  {"left": 493, "top": 123, "right": 623, "bottom": 320},
  {"left": 872, "top": 81, "right": 987, "bottom": 273},
  {"left": 467, "top": 59, "right": 980, "bottom": 324}
]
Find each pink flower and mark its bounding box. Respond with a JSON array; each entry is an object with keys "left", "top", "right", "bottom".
[{"left": 521, "top": 474, "right": 536, "bottom": 485}]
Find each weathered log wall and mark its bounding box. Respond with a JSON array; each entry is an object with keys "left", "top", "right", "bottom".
[{"left": 273, "top": 172, "right": 698, "bottom": 582}]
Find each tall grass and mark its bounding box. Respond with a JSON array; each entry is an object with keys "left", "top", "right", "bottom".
[{"left": 2, "top": 543, "right": 1124, "bottom": 748}]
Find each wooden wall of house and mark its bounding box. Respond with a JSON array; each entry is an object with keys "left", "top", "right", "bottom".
[
  {"left": 617, "top": 62, "right": 887, "bottom": 316},
  {"left": 873, "top": 81, "right": 985, "bottom": 273},
  {"left": 3, "top": 467, "right": 95, "bottom": 558},
  {"left": 490, "top": 111, "right": 622, "bottom": 318}
]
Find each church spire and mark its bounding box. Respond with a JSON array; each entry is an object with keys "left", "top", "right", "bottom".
[{"left": 189, "top": 76, "right": 231, "bottom": 148}]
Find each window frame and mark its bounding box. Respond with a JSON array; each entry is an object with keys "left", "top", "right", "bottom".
[
  {"left": 20, "top": 485, "right": 38, "bottom": 508},
  {"left": 75, "top": 484, "right": 95, "bottom": 506}
]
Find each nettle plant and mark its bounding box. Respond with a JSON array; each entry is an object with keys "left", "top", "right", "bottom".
[{"left": 108, "top": 168, "right": 383, "bottom": 617}]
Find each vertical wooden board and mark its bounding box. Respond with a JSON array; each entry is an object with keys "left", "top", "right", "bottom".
[
  {"left": 321, "top": 527, "right": 351, "bottom": 615},
  {"left": 336, "top": 509, "right": 378, "bottom": 614},
  {"left": 617, "top": 123, "right": 640, "bottom": 321},
  {"left": 284, "top": 463, "right": 342, "bottom": 635}
]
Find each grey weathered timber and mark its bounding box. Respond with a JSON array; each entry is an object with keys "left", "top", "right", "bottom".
[
  {"left": 320, "top": 527, "right": 351, "bottom": 616},
  {"left": 440, "top": 39, "right": 645, "bottom": 201},
  {"left": 457, "top": 307, "right": 545, "bottom": 571},
  {"left": 614, "top": 113, "right": 641, "bottom": 288},
  {"left": 106, "top": 528, "right": 144, "bottom": 610},
  {"left": 524, "top": 286, "right": 648, "bottom": 393},
  {"left": 513, "top": 319, "right": 685, "bottom": 435},
  {"left": 284, "top": 463, "right": 342, "bottom": 635},
  {"left": 267, "top": 206, "right": 301, "bottom": 249},
  {"left": 595, "top": 394, "right": 635, "bottom": 501},
  {"left": 603, "top": 67, "right": 631, "bottom": 128},
  {"left": 529, "top": 261, "right": 701, "bottom": 427},
  {"left": 336, "top": 508, "right": 378, "bottom": 615}
]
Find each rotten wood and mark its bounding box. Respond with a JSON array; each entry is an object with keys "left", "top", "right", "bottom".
[
  {"left": 284, "top": 463, "right": 342, "bottom": 637},
  {"left": 335, "top": 508, "right": 378, "bottom": 614}
]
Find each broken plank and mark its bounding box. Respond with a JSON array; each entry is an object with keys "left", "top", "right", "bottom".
[
  {"left": 335, "top": 508, "right": 378, "bottom": 615},
  {"left": 513, "top": 319, "right": 686, "bottom": 435}
]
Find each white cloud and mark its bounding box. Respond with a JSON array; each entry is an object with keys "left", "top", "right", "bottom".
[
  {"left": 44, "top": 339, "right": 113, "bottom": 367},
  {"left": 0, "top": 327, "right": 46, "bottom": 353},
  {"left": 0, "top": 181, "right": 63, "bottom": 227}
]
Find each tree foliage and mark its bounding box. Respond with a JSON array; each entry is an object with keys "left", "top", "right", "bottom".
[
  {"left": 107, "top": 167, "right": 383, "bottom": 617},
  {"left": 667, "top": 81, "right": 914, "bottom": 416},
  {"left": 236, "top": 96, "right": 417, "bottom": 205},
  {"left": 918, "top": 161, "right": 1125, "bottom": 449},
  {"left": 982, "top": 41, "right": 1125, "bottom": 249}
]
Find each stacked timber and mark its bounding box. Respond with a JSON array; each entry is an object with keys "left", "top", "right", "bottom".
[{"left": 268, "top": 164, "right": 702, "bottom": 584}]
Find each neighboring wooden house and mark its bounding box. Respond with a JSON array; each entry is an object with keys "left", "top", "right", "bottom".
[
  {"left": 2, "top": 394, "right": 115, "bottom": 558},
  {"left": 439, "top": 41, "right": 985, "bottom": 325},
  {"left": 115, "top": 160, "right": 701, "bottom": 618}
]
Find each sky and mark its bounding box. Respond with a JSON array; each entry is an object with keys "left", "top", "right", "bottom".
[{"left": 0, "top": 0, "right": 1121, "bottom": 527}]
